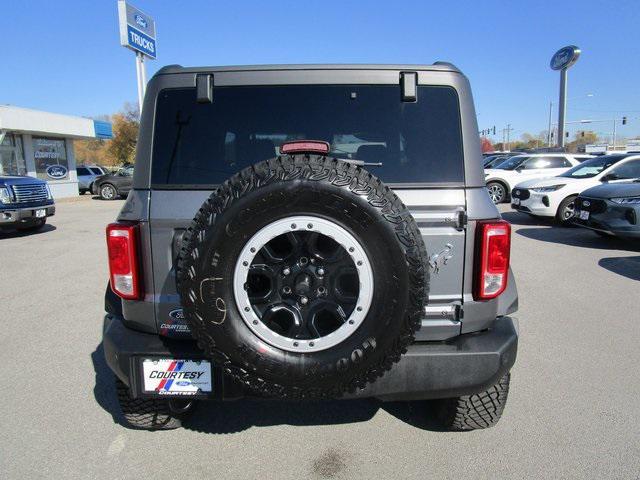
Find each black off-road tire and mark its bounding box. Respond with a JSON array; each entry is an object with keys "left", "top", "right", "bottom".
[
  {"left": 433, "top": 372, "right": 511, "bottom": 431},
  {"left": 115, "top": 379, "right": 195, "bottom": 430},
  {"left": 177, "top": 154, "right": 429, "bottom": 399},
  {"left": 556, "top": 195, "right": 577, "bottom": 226}
]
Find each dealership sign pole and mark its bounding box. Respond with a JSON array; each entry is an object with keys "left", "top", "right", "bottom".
[
  {"left": 117, "top": 1, "right": 157, "bottom": 114},
  {"left": 550, "top": 46, "right": 580, "bottom": 148}
]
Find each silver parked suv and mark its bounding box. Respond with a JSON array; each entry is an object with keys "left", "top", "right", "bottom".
[{"left": 102, "top": 64, "right": 519, "bottom": 431}]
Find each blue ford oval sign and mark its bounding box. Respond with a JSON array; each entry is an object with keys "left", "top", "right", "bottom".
[
  {"left": 46, "top": 165, "right": 68, "bottom": 179},
  {"left": 134, "top": 14, "right": 147, "bottom": 28},
  {"left": 550, "top": 45, "right": 580, "bottom": 70}
]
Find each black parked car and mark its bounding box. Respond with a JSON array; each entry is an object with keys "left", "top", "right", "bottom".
[
  {"left": 0, "top": 174, "right": 55, "bottom": 232},
  {"left": 574, "top": 180, "right": 640, "bottom": 240},
  {"left": 92, "top": 166, "right": 134, "bottom": 200}
]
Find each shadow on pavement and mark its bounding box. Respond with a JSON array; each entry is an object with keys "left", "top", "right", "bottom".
[
  {"left": 0, "top": 223, "right": 56, "bottom": 238},
  {"left": 516, "top": 226, "right": 640, "bottom": 252},
  {"left": 501, "top": 210, "right": 554, "bottom": 226},
  {"left": 91, "top": 340, "right": 443, "bottom": 433},
  {"left": 598, "top": 256, "right": 640, "bottom": 281},
  {"left": 91, "top": 343, "right": 128, "bottom": 428}
]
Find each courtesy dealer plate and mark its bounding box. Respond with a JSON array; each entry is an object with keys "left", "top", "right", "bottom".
[
  {"left": 142, "top": 359, "right": 212, "bottom": 396},
  {"left": 512, "top": 198, "right": 520, "bottom": 206},
  {"left": 35, "top": 209, "right": 46, "bottom": 218}
]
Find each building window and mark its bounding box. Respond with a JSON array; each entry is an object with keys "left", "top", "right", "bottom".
[
  {"left": 33, "top": 137, "right": 69, "bottom": 180},
  {"left": 0, "top": 133, "right": 27, "bottom": 176}
]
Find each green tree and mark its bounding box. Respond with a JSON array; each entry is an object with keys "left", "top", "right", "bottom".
[
  {"left": 106, "top": 103, "right": 140, "bottom": 166},
  {"left": 566, "top": 131, "right": 599, "bottom": 153}
]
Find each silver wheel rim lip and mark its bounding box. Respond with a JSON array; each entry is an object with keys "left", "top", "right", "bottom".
[
  {"left": 233, "top": 215, "right": 374, "bottom": 353},
  {"left": 488, "top": 184, "right": 504, "bottom": 202}
]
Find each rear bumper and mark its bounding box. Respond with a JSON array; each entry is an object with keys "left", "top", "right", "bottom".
[
  {"left": 0, "top": 204, "right": 55, "bottom": 226},
  {"left": 103, "top": 314, "right": 518, "bottom": 401}
]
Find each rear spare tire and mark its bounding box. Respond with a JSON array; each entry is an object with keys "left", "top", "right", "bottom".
[{"left": 177, "top": 155, "right": 429, "bottom": 398}]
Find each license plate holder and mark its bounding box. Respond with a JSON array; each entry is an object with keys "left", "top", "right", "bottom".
[
  {"left": 141, "top": 358, "right": 212, "bottom": 396},
  {"left": 34, "top": 209, "right": 46, "bottom": 218},
  {"left": 512, "top": 198, "right": 520, "bottom": 206},
  {"left": 578, "top": 210, "right": 590, "bottom": 220}
]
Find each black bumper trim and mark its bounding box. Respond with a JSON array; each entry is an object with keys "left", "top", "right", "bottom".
[{"left": 103, "top": 314, "right": 518, "bottom": 401}]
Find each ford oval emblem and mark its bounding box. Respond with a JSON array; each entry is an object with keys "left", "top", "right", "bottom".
[
  {"left": 550, "top": 46, "right": 581, "bottom": 71},
  {"left": 134, "top": 14, "right": 147, "bottom": 29},
  {"left": 46, "top": 165, "right": 68, "bottom": 179},
  {"left": 169, "top": 309, "right": 185, "bottom": 320},
  {"left": 583, "top": 200, "right": 591, "bottom": 207}
]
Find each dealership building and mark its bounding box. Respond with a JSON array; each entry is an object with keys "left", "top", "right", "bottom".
[{"left": 0, "top": 105, "right": 113, "bottom": 199}]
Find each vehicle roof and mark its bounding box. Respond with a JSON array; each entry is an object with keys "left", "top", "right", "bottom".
[
  {"left": 155, "top": 63, "right": 461, "bottom": 76},
  {"left": 509, "top": 153, "right": 575, "bottom": 157}
]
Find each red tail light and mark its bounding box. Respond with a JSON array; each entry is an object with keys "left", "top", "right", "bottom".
[
  {"left": 280, "top": 140, "right": 330, "bottom": 155},
  {"left": 474, "top": 220, "right": 511, "bottom": 301},
  {"left": 106, "top": 223, "right": 141, "bottom": 300}
]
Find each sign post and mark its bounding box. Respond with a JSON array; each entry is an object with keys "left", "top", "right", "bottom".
[
  {"left": 118, "top": 1, "right": 157, "bottom": 114},
  {"left": 550, "top": 46, "right": 580, "bottom": 148}
]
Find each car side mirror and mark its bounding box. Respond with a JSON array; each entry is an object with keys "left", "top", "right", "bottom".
[
  {"left": 601, "top": 173, "right": 617, "bottom": 182},
  {"left": 515, "top": 167, "right": 523, "bottom": 172}
]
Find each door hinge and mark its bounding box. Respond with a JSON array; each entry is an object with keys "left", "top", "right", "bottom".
[
  {"left": 455, "top": 208, "right": 468, "bottom": 230},
  {"left": 453, "top": 302, "right": 463, "bottom": 321}
]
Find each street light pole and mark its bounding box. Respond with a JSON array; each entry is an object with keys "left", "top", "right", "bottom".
[{"left": 547, "top": 101, "right": 553, "bottom": 146}]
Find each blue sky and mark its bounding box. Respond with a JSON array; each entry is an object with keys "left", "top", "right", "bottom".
[{"left": 2, "top": 0, "right": 639, "bottom": 141}]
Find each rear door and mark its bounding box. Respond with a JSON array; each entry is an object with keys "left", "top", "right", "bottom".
[{"left": 147, "top": 77, "right": 467, "bottom": 341}]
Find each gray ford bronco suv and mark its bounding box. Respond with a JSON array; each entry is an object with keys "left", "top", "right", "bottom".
[{"left": 103, "top": 64, "right": 518, "bottom": 431}]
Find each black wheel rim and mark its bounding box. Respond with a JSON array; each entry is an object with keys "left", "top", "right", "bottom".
[{"left": 246, "top": 230, "right": 359, "bottom": 340}]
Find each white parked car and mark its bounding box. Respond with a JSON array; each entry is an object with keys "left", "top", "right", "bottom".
[
  {"left": 484, "top": 153, "right": 591, "bottom": 203},
  {"left": 511, "top": 153, "right": 640, "bottom": 224}
]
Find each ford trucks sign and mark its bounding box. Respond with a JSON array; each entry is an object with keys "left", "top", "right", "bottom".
[{"left": 117, "top": 1, "right": 156, "bottom": 59}]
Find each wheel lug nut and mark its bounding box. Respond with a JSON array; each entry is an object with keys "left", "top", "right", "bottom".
[
  {"left": 317, "top": 267, "right": 325, "bottom": 276},
  {"left": 300, "top": 296, "right": 308, "bottom": 305},
  {"left": 283, "top": 286, "right": 291, "bottom": 294},
  {"left": 282, "top": 267, "right": 291, "bottom": 276}
]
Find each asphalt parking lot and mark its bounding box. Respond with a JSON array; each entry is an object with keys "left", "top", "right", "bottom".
[{"left": 1, "top": 197, "right": 639, "bottom": 479}]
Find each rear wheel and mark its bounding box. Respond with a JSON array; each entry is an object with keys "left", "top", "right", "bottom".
[
  {"left": 487, "top": 182, "right": 507, "bottom": 204},
  {"left": 432, "top": 373, "right": 511, "bottom": 431},
  {"left": 115, "top": 379, "right": 195, "bottom": 430},
  {"left": 100, "top": 183, "right": 117, "bottom": 200},
  {"left": 556, "top": 196, "right": 577, "bottom": 226}
]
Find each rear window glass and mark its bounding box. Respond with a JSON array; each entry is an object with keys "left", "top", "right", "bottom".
[
  {"left": 77, "top": 167, "right": 89, "bottom": 175},
  {"left": 90, "top": 167, "right": 103, "bottom": 175},
  {"left": 151, "top": 85, "right": 464, "bottom": 186}
]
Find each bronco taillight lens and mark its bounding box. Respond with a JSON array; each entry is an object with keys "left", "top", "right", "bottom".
[
  {"left": 474, "top": 220, "right": 511, "bottom": 301},
  {"left": 107, "top": 223, "right": 141, "bottom": 300}
]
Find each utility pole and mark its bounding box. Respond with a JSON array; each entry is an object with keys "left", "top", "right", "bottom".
[
  {"left": 503, "top": 124, "right": 514, "bottom": 151},
  {"left": 612, "top": 118, "right": 617, "bottom": 149}
]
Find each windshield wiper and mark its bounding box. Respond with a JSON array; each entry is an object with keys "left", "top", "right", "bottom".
[{"left": 341, "top": 159, "right": 383, "bottom": 167}]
